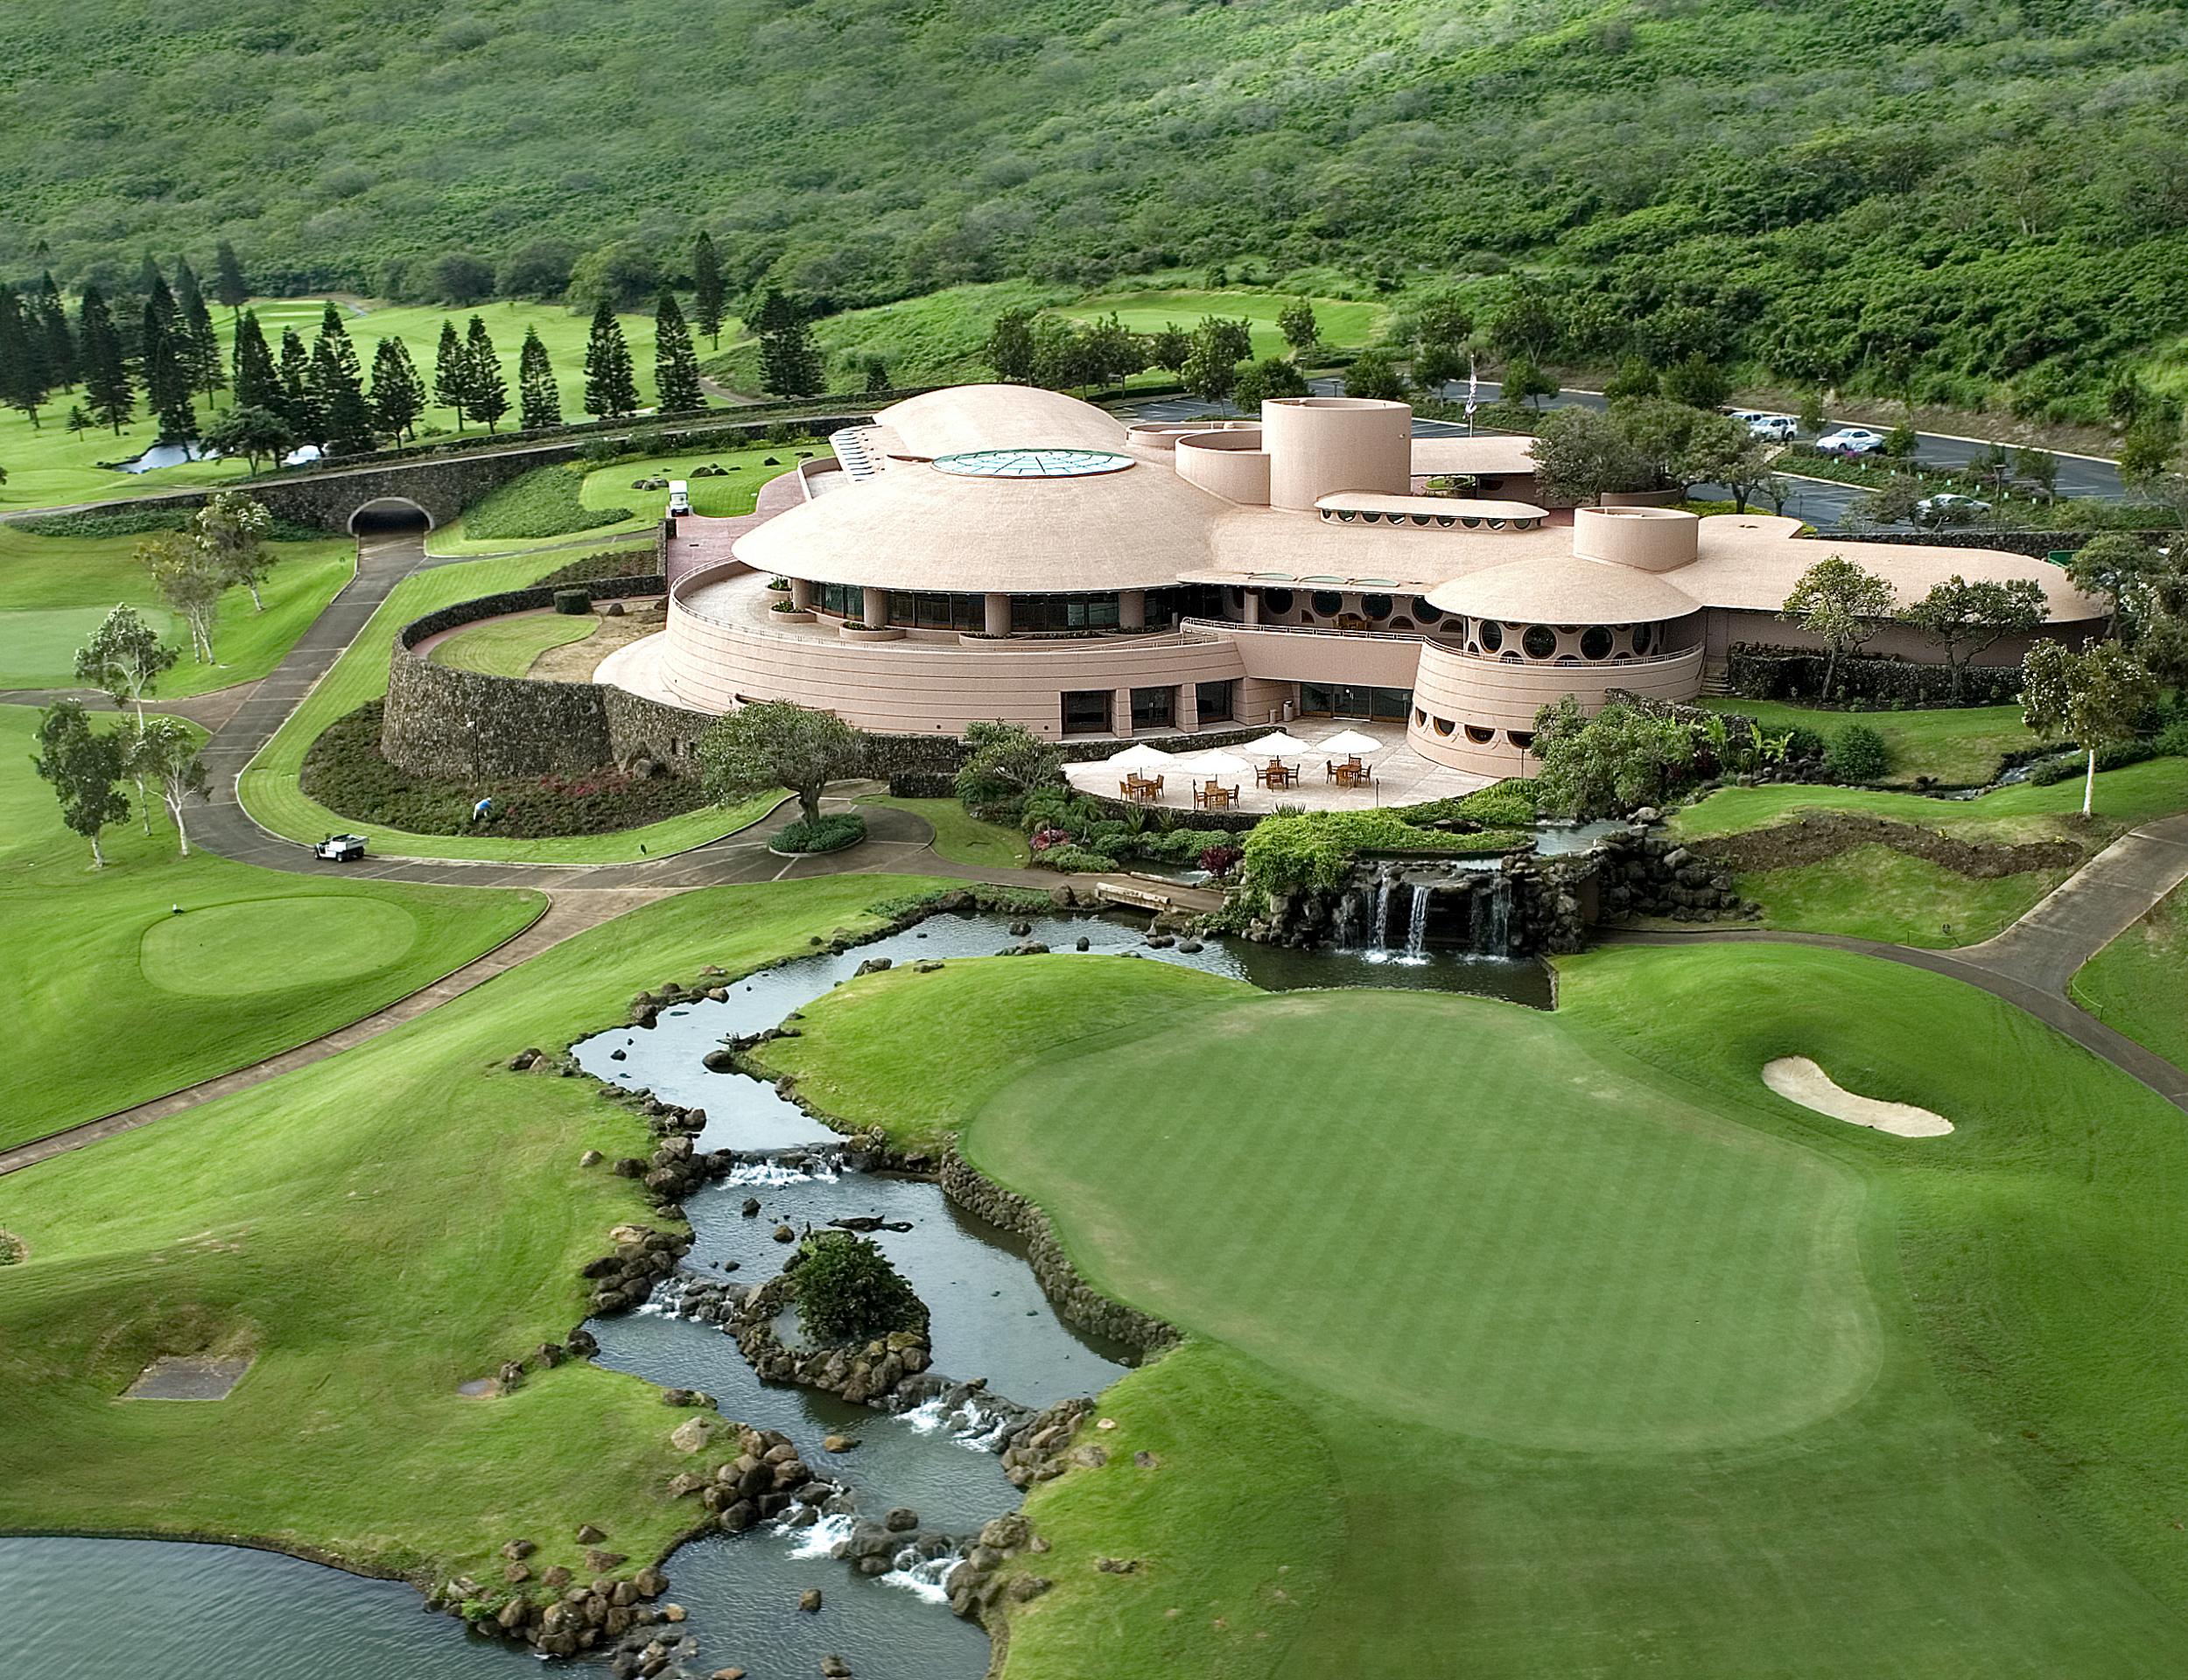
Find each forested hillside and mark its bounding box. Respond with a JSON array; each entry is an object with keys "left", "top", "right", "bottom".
[{"left": 6, "top": 0, "right": 2188, "bottom": 420}]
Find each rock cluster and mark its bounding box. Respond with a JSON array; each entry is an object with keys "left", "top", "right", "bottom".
[
  {"left": 1594, "top": 822, "right": 1754, "bottom": 923},
  {"left": 944, "top": 1510, "right": 1054, "bottom": 1620},
  {"left": 688, "top": 1424, "right": 846, "bottom": 1535},
  {"left": 581, "top": 1225, "right": 693, "bottom": 1317},
  {"left": 728, "top": 1276, "right": 935, "bottom": 1406}
]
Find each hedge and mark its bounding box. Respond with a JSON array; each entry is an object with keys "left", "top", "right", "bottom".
[{"left": 1726, "top": 642, "right": 2025, "bottom": 707}]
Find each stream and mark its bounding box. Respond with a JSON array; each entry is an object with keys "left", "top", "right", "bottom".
[{"left": 14, "top": 906, "right": 1545, "bottom": 1679}]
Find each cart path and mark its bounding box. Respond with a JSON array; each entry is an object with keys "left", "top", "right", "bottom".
[
  {"left": 1949, "top": 815, "right": 2188, "bottom": 994},
  {"left": 0, "top": 889, "right": 673, "bottom": 1178}
]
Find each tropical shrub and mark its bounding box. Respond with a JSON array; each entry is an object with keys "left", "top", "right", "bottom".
[
  {"left": 1824, "top": 723, "right": 1892, "bottom": 782},
  {"left": 790, "top": 1232, "right": 925, "bottom": 1344},
  {"left": 773, "top": 811, "right": 866, "bottom": 853}
]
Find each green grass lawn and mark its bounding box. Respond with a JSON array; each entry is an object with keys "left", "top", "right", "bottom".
[
  {"left": 0, "top": 874, "right": 950, "bottom": 1601},
  {"left": 0, "top": 524, "right": 353, "bottom": 695},
  {"left": 0, "top": 704, "right": 541, "bottom": 1150},
  {"left": 424, "top": 441, "right": 813, "bottom": 556},
  {"left": 860, "top": 795, "right": 1032, "bottom": 872},
  {"left": 426, "top": 612, "right": 599, "bottom": 677},
  {"left": 0, "top": 297, "right": 692, "bottom": 514},
  {"left": 1056, "top": 286, "right": 1391, "bottom": 360},
  {"left": 1736, "top": 843, "right": 2076, "bottom": 946},
  {"left": 1701, "top": 696, "right": 2030, "bottom": 787},
  {"left": 767, "top": 947, "right": 2188, "bottom": 1675},
  {"left": 2071, "top": 883, "right": 2188, "bottom": 1066},
  {"left": 237, "top": 555, "right": 775, "bottom": 863}
]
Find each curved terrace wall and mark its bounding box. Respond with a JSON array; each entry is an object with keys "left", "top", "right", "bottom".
[{"left": 382, "top": 578, "right": 714, "bottom": 780}]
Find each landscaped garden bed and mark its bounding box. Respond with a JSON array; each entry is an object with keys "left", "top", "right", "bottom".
[{"left": 303, "top": 700, "right": 711, "bottom": 838}]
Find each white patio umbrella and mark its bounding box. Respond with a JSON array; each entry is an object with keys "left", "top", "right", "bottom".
[
  {"left": 1181, "top": 751, "right": 1252, "bottom": 779},
  {"left": 1105, "top": 744, "right": 1177, "bottom": 772},
  {"left": 1317, "top": 728, "right": 1385, "bottom": 757},
  {"left": 1240, "top": 730, "right": 1315, "bottom": 758}
]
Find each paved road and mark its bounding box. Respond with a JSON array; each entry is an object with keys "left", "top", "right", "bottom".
[{"left": 1954, "top": 815, "right": 2188, "bottom": 994}]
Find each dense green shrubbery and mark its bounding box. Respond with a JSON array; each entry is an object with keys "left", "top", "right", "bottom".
[
  {"left": 1729, "top": 643, "right": 2025, "bottom": 708},
  {"left": 18, "top": 507, "right": 324, "bottom": 542},
  {"left": 790, "top": 1232, "right": 926, "bottom": 1345},
  {"left": 772, "top": 812, "right": 866, "bottom": 853},
  {"left": 300, "top": 703, "right": 707, "bottom": 836},
  {"left": 1240, "top": 809, "right": 1517, "bottom": 898},
  {"left": 531, "top": 547, "right": 658, "bottom": 588},
  {"left": 461, "top": 466, "right": 633, "bottom": 542},
  {"left": 1399, "top": 781, "right": 1539, "bottom": 830},
  {"left": 1824, "top": 724, "right": 1893, "bottom": 783}
]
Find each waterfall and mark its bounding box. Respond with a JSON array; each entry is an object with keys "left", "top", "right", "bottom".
[
  {"left": 1403, "top": 883, "right": 1430, "bottom": 961},
  {"left": 1483, "top": 875, "right": 1511, "bottom": 956},
  {"left": 1334, "top": 889, "right": 1361, "bottom": 948},
  {"left": 1369, "top": 872, "right": 1393, "bottom": 954}
]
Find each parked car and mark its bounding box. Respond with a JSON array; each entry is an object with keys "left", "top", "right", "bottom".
[
  {"left": 1815, "top": 426, "right": 1888, "bottom": 456},
  {"left": 1914, "top": 492, "right": 1991, "bottom": 527},
  {"left": 313, "top": 833, "right": 368, "bottom": 862},
  {"left": 1744, "top": 415, "right": 1799, "bottom": 442}
]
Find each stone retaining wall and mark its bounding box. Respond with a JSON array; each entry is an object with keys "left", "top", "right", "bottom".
[{"left": 382, "top": 577, "right": 715, "bottom": 780}]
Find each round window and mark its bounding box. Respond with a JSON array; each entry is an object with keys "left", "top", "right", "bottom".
[
  {"left": 1580, "top": 626, "right": 1614, "bottom": 661},
  {"left": 1478, "top": 620, "right": 1504, "bottom": 652},
  {"left": 1632, "top": 621, "right": 1654, "bottom": 655},
  {"left": 1310, "top": 591, "right": 1343, "bottom": 617},
  {"left": 1411, "top": 597, "right": 1443, "bottom": 625},
  {"left": 1464, "top": 724, "right": 1496, "bottom": 745},
  {"left": 1361, "top": 594, "right": 1393, "bottom": 620},
  {"left": 1263, "top": 589, "right": 1294, "bottom": 615},
  {"left": 1522, "top": 625, "right": 1558, "bottom": 660}
]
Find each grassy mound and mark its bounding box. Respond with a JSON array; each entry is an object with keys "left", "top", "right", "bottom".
[
  {"left": 0, "top": 704, "right": 541, "bottom": 1151},
  {"left": 459, "top": 465, "right": 634, "bottom": 542},
  {"left": 2072, "top": 882, "right": 2188, "bottom": 1067},
  {"left": 0, "top": 875, "right": 950, "bottom": 1602},
  {"left": 425, "top": 612, "right": 600, "bottom": 677},
  {"left": 763, "top": 947, "right": 2188, "bottom": 1674}
]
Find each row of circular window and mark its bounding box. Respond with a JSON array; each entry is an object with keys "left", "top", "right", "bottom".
[
  {"left": 1413, "top": 706, "right": 1535, "bottom": 752},
  {"left": 1318, "top": 508, "right": 1546, "bottom": 531}
]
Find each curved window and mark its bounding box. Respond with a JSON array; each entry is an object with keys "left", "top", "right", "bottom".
[
  {"left": 1263, "top": 588, "right": 1294, "bottom": 615},
  {"left": 1390, "top": 617, "right": 1414, "bottom": 632},
  {"left": 1507, "top": 730, "right": 1535, "bottom": 751},
  {"left": 1433, "top": 717, "right": 1456, "bottom": 738},
  {"left": 1411, "top": 597, "right": 1442, "bottom": 625},
  {"left": 1228, "top": 586, "right": 1245, "bottom": 609},
  {"left": 1309, "top": 591, "right": 1343, "bottom": 618},
  {"left": 1522, "top": 625, "right": 1558, "bottom": 660},
  {"left": 1478, "top": 620, "right": 1504, "bottom": 653},
  {"left": 1464, "top": 724, "right": 1497, "bottom": 745},
  {"left": 1580, "top": 626, "right": 1614, "bottom": 661},
  {"left": 1632, "top": 621, "right": 1655, "bottom": 655},
  {"left": 1413, "top": 707, "right": 1428, "bottom": 726},
  {"left": 1360, "top": 594, "right": 1393, "bottom": 620}
]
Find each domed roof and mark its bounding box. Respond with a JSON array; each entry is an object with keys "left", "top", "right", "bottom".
[
  {"left": 873, "top": 385, "right": 1128, "bottom": 458},
  {"left": 733, "top": 454, "right": 1224, "bottom": 593},
  {"left": 1425, "top": 554, "right": 1701, "bottom": 623}
]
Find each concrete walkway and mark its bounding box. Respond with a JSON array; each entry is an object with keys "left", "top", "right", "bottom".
[{"left": 1953, "top": 815, "right": 2188, "bottom": 995}]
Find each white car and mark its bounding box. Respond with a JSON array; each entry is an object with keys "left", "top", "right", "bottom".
[
  {"left": 1816, "top": 426, "right": 1888, "bottom": 457},
  {"left": 1744, "top": 415, "right": 1798, "bottom": 443},
  {"left": 1914, "top": 493, "right": 1991, "bottom": 527},
  {"left": 313, "top": 833, "right": 368, "bottom": 863}
]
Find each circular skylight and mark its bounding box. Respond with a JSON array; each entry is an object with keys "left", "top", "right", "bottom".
[{"left": 931, "top": 448, "right": 1133, "bottom": 479}]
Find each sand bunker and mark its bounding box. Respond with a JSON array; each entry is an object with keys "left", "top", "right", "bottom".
[
  {"left": 1763, "top": 1057, "right": 1954, "bottom": 1138},
  {"left": 123, "top": 1354, "right": 254, "bottom": 1401}
]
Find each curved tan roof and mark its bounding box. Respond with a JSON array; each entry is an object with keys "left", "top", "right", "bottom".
[
  {"left": 733, "top": 456, "right": 1224, "bottom": 592},
  {"left": 1410, "top": 435, "right": 1539, "bottom": 478},
  {"left": 1426, "top": 555, "right": 1701, "bottom": 623},
  {"left": 874, "top": 385, "right": 1127, "bottom": 458}
]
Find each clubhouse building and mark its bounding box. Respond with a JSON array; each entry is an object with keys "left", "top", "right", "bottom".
[{"left": 642, "top": 386, "right": 2101, "bottom": 777}]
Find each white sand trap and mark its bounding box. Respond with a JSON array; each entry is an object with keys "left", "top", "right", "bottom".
[
  {"left": 1763, "top": 1057, "right": 1955, "bottom": 1138},
  {"left": 123, "top": 1354, "right": 254, "bottom": 1401}
]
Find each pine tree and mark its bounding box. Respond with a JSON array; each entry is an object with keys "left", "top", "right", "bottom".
[
  {"left": 463, "top": 315, "right": 508, "bottom": 433},
  {"left": 582, "top": 300, "right": 638, "bottom": 418},
  {"left": 653, "top": 289, "right": 705, "bottom": 413},
  {"left": 230, "top": 309, "right": 282, "bottom": 413},
  {"left": 368, "top": 338, "right": 427, "bottom": 440},
  {"left": 78, "top": 287, "right": 133, "bottom": 435},
  {"left": 35, "top": 273, "right": 75, "bottom": 389},
  {"left": 212, "top": 239, "right": 249, "bottom": 317},
  {"left": 141, "top": 297, "right": 196, "bottom": 440},
  {"left": 517, "top": 326, "right": 561, "bottom": 430},
  {"left": 756, "top": 289, "right": 824, "bottom": 398},
  {"left": 136, "top": 252, "right": 166, "bottom": 311},
  {"left": 172, "top": 257, "right": 224, "bottom": 403},
  {"left": 311, "top": 304, "right": 373, "bottom": 452},
  {"left": 277, "top": 327, "right": 322, "bottom": 444},
  {"left": 691, "top": 232, "right": 726, "bottom": 349},
  {"left": 433, "top": 318, "right": 470, "bottom": 428},
  {"left": 0, "top": 284, "right": 49, "bottom": 428}
]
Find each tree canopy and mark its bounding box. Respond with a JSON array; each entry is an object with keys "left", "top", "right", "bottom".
[{"left": 697, "top": 701, "right": 862, "bottom": 822}]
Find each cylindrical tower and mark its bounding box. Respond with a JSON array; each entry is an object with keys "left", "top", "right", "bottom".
[{"left": 1259, "top": 396, "right": 1412, "bottom": 511}]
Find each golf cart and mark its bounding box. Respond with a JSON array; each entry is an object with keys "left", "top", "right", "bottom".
[{"left": 314, "top": 833, "right": 368, "bottom": 863}]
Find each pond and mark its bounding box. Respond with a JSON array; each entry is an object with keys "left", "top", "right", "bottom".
[{"left": 12, "top": 907, "right": 1548, "bottom": 1678}]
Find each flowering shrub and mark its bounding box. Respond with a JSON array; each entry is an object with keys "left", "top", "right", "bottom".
[
  {"left": 1199, "top": 844, "right": 1244, "bottom": 878},
  {"left": 1029, "top": 826, "right": 1075, "bottom": 852}
]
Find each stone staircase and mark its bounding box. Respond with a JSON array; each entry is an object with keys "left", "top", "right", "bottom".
[{"left": 1699, "top": 657, "right": 1732, "bottom": 696}]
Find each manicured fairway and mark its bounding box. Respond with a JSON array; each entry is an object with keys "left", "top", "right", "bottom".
[
  {"left": 427, "top": 612, "right": 599, "bottom": 677},
  {"left": 239, "top": 555, "right": 777, "bottom": 863},
  {"left": 0, "top": 704, "right": 541, "bottom": 1150},
  {"left": 0, "top": 875, "right": 951, "bottom": 1597},
  {"left": 2072, "top": 882, "right": 2188, "bottom": 1066},
  {"left": 1736, "top": 844, "right": 2078, "bottom": 946},
  {"left": 768, "top": 948, "right": 2188, "bottom": 1676},
  {"left": 0, "top": 525, "right": 353, "bottom": 695},
  {"left": 425, "top": 441, "right": 813, "bottom": 555},
  {"left": 1700, "top": 696, "right": 2030, "bottom": 787},
  {"left": 0, "top": 296, "right": 691, "bottom": 514},
  {"left": 1056, "top": 286, "right": 1390, "bottom": 360}
]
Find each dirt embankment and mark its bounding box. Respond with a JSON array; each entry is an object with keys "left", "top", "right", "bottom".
[{"left": 1695, "top": 811, "right": 2081, "bottom": 878}]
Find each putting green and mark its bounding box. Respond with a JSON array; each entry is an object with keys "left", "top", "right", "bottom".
[
  {"left": 138, "top": 898, "right": 422, "bottom": 997},
  {"left": 976, "top": 990, "right": 1879, "bottom": 1451}
]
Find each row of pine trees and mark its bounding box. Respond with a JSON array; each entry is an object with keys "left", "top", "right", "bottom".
[{"left": 0, "top": 240, "right": 754, "bottom": 462}]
